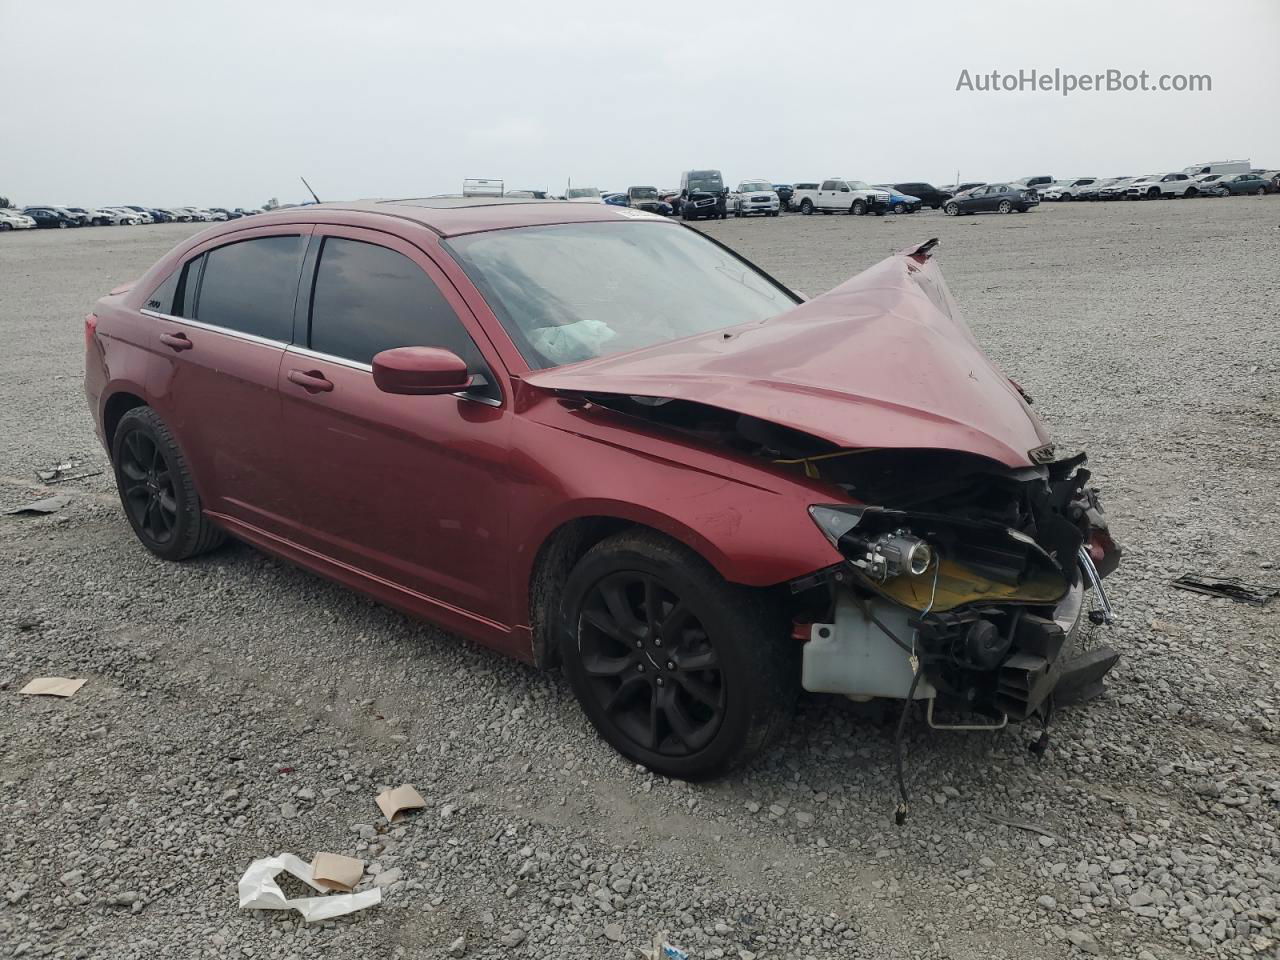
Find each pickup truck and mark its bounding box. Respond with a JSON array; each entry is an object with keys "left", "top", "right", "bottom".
[{"left": 793, "top": 179, "right": 891, "bottom": 216}]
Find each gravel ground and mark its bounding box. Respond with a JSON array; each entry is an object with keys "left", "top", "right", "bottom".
[{"left": 2, "top": 199, "right": 1278, "bottom": 960}]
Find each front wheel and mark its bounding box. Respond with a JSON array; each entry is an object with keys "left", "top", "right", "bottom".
[
  {"left": 851, "top": 200, "right": 866, "bottom": 215},
  {"left": 944, "top": 202, "right": 960, "bottom": 216},
  {"left": 559, "top": 531, "right": 797, "bottom": 780},
  {"left": 111, "top": 407, "right": 226, "bottom": 561},
  {"left": 891, "top": 202, "right": 905, "bottom": 214}
]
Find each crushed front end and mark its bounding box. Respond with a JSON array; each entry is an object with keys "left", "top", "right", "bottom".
[{"left": 792, "top": 448, "right": 1121, "bottom": 726}]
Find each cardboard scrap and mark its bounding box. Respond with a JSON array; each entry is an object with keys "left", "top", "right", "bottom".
[
  {"left": 311, "top": 852, "right": 365, "bottom": 893},
  {"left": 238, "top": 852, "right": 380, "bottom": 921},
  {"left": 19, "top": 677, "right": 86, "bottom": 698},
  {"left": 375, "top": 784, "right": 425, "bottom": 823}
]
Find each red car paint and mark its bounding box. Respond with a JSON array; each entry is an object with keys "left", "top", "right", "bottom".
[
  {"left": 526, "top": 248, "right": 1050, "bottom": 468},
  {"left": 84, "top": 201, "right": 856, "bottom": 664}
]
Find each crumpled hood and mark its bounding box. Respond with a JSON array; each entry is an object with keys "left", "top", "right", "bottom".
[{"left": 523, "top": 241, "right": 1051, "bottom": 468}]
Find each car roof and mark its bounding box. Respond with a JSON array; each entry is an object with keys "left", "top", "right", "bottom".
[{"left": 239, "top": 196, "right": 666, "bottom": 238}]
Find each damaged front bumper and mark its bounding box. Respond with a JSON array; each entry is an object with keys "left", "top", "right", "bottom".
[{"left": 794, "top": 454, "right": 1122, "bottom": 725}]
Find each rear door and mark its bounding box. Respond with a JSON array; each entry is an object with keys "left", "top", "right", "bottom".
[
  {"left": 277, "top": 226, "right": 514, "bottom": 631},
  {"left": 142, "top": 226, "right": 312, "bottom": 535}
]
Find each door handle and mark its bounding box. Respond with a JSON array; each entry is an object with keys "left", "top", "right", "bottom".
[
  {"left": 287, "top": 369, "right": 334, "bottom": 393},
  {"left": 160, "top": 332, "right": 192, "bottom": 351}
]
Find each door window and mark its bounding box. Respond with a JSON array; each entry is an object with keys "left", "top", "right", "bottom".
[
  {"left": 308, "top": 237, "right": 498, "bottom": 399},
  {"left": 819, "top": 180, "right": 837, "bottom": 191},
  {"left": 193, "top": 235, "right": 306, "bottom": 341}
]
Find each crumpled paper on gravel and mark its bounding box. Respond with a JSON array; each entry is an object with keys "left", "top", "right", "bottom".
[{"left": 237, "top": 853, "right": 381, "bottom": 921}]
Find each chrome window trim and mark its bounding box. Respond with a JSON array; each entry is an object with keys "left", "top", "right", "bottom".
[{"left": 139, "top": 309, "right": 289, "bottom": 349}]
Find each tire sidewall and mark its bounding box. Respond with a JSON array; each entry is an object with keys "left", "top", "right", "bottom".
[{"left": 558, "top": 542, "right": 774, "bottom": 779}]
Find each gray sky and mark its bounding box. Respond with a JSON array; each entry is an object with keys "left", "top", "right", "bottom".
[{"left": 3, "top": 0, "right": 1277, "bottom": 207}]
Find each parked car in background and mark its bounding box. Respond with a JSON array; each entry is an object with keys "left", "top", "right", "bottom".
[
  {"left": 679, "top": 169, "right": 728, "bottom": 221},
  {"left": 1219, "top": 173, "right": 1276, "bottom": 195},
  {"left": 83, "top": 199, "right": 1121, "bottom": 780},
  {"left": 1123, "top": 173, "right": 1199, "bottom": 199},
  {"left": 874, "top": 186, "right": 921, "bottom": 214},
  {"left": 0, "top": 208, "right": 37, "bottom": 230},
  {"left": 802, "top": 179, "right": 890, "bottom": 216},
  {"left": 24, "top": 206, "right": 82, "bottom": 227},
  {"left": 1191, "top": 174, "right": 1229, "bottom": 197},
  {"left": 730, "top": 180, "right": 780, "bottom": 217},
  {"left": 602, "top": 193, "right": 628, "bottom": 207},
  {"left": 944, "top": 183, "right": 1039, "bottom": 215},
  {"left": 208, "top": 207, "right": 243, "bottom": 220},
  {"left": 1012, "top": 176, "right": 1054, "bottom": 190},
  {"left": 627, "top": 186, "right": 672, "bottom": 215},
  {"left": 1040, "top": 179, "right": 1098, "bottom": 201},
  {"left": 234, "top": 208, "right": 263, "bottom": 217},
  {"left": 772, "top": 184, "right": 794, "bottom": 211},
  {"left": 940, "top": 182, "right": 986, "bottom": 196},
  {"left": 1096, "top": 178, "right": 1140, "bottom": 200},
  {"left": 564, "top": 188, "right": 603, "bottom": 203},
  {"left": 61, "top": 207, "right": 96, "bottom": 226},
  {"left": 892, "top": 182, "right": 951, "bottom": 209}
]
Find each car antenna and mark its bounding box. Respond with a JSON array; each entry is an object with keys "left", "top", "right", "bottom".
[{"left": 300, "top": 176, "right": 322, "bottom": 204}]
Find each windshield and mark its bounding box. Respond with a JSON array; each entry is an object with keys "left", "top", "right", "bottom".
[
  {"left": 845, "top": 181, "right": 870, "bottom": 191},
  {"left": 629, "top": 187, "right": 659, "bottom": 199},
  {"left": 688, "top": 177, "right": 723, "bottom": 193},
  {"left": 565, "top": 188, "right": 600, "bottom": 199},
  {"left": 447, "top": 222, "right": 795, "bottom": 370},
  {"left": 739, "top": 181, "right": 771, "bottom": 193}
]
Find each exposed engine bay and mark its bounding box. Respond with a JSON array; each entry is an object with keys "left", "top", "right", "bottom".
[{"left": 579, "top": 392, "right": 1122, "bottom": 727}]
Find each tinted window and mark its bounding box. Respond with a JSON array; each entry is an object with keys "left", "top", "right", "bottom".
[
  {"left": 194, "top": 235, "right": 305, "bottom": 341},
  {"left": 820, "top": 180, "right": 837, "bottom": 191},
  {"left": 308, "top": 238, "right": 495, "bottom": 395}
]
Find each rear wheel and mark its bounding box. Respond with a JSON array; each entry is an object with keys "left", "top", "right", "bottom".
[
  {"left": 944, "top": 202, "right": 959, "bottom": 216},
  {"left": 559, "top": 531, "right": 797, "bottom": 779},
  {"left": 800, "top": 199, "right": 813, "bottom": 215},
  {"left": 997, "top": 199, "right": 1013, "bottom": 214},
  {"left": 111, "top": 407, "right": 225, "bottom": 561},
  {"left": 1257, "top": 187, "right": 1267, "bottom": 196},
  {"left": 0, "top": 222, "right": 10, "bottom": 232}
]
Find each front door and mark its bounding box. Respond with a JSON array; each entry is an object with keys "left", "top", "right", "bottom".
[{"left": 277, "top": 227, "right": 514, "bottom": 634}]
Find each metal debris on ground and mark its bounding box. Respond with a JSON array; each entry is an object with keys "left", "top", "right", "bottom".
[
  {"left": 237, "top": 852, "right": 381, "bottom": 921},
  {"left": 1170, "top": 573, "right": 1278, "bottom": 607},
  {"left": 19, "top": 677, "right": 87, "bottom": 697},
  {"left": 641, "top": 932, "right": 690, "bottom": 959},
  {"left": 375, "top": 784, "right": 426, "bottom": 823},
  {"left": 978, "top": 811, "right": 1060, "bottom": 840},
  {"left": 35, "top": 459, "right": 102, "bottom": 485},
  {"left": 4, "top": 496, "right": 71, "bottom": 516}
]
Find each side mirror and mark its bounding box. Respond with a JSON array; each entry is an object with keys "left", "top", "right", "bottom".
[
  {"left": 372, "top": 346, "right": 472, "bottom": 396},
  {"left": 839, "top": 186, "right": 849, "bottom": 193}
]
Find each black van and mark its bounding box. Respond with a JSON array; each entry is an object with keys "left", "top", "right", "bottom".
[{"left": 678, "top": 170, "right": 727, "bottom": 221}]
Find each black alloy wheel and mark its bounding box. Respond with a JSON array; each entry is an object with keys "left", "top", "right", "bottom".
[
  {"left": 577, "top": 571, "right": 724, "bottom": 757},
  {"left": 118, "top": 428, "right": 178, "bottom": 545},
  {"left": 111, "top": 406, "right": 225, "bottom": 561},
  {"left": 559, "top": 531, "right": 798, "bottom": 779}
]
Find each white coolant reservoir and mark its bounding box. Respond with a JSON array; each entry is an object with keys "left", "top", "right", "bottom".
[{"left": 801, "top": 592, "right": 936, "bottom": 700}]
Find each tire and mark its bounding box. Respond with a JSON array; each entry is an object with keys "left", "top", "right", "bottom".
[
  {"left": 851, "top": 200, "right": 866, "bottom": 216},
  {"left": 944, "top": 202, "right": 960, "bottom": 216},
  {"left": 1061, "top": 193, "right": 1072, "bottom": 201},
  {"left": 1185, "top": 188, "right": 1198, "bottom": 198},
  {"left": 1147, "top": 188, "right": 1160, "bottom": 200},
  {"left": 800, "top": 199, "right": 813, "bottom": 215},
  {"left": 559, "top": 530, "right": 798, "bottom": 780},
  {"left": 997, "top": 200, "right": 1013, "bottom": 214},
  {"left": 891, "top": 202, "right": 905, "bottom": 214},
  {"left": 1257, "top": 187, "right": 1266, "bottom": 196},
  {"left": 58, "top": 221, "right": 68, "bottom": 228},
  {"left": 0, "top": 222, "right": 10, "bottom": 232},
  {"left": 110, "top": 406, "right": 226, "bottom": 561}
]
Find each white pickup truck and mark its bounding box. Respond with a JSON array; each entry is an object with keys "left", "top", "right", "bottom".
[{"left": 793, "top": 179, "right": 891, "bottom": 216}]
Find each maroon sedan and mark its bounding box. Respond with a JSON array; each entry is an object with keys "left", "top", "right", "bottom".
[{"left": 85, "top": 199, "right": 1121, "bottom": 783}]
